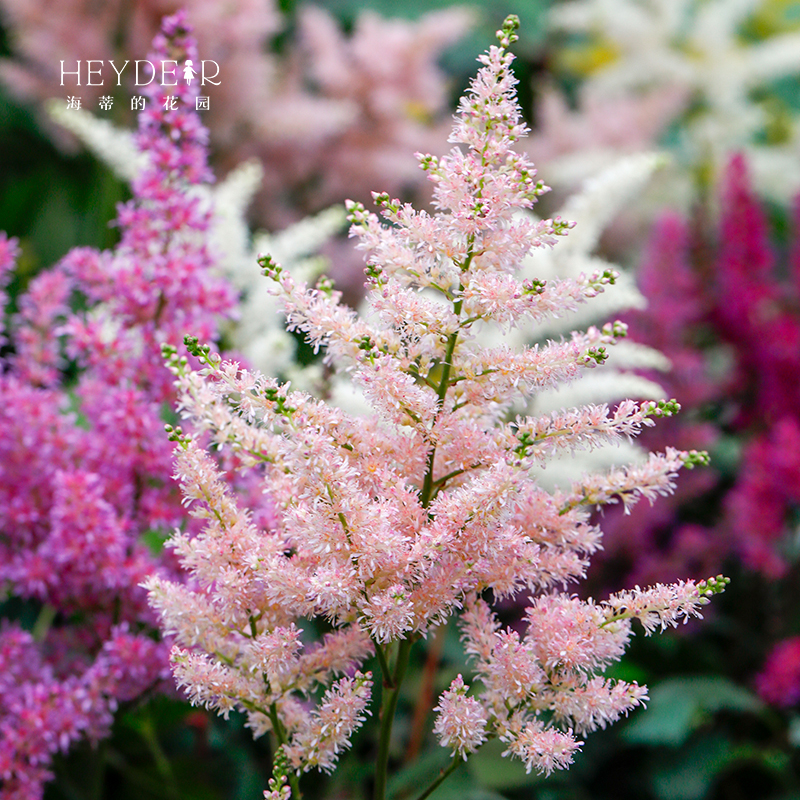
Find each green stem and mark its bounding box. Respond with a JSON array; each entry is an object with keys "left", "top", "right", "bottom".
[
  {"left": 432, "top": 467, "right": 472, "bottom": 490},
  {"left": 374, "top": 639, "right": 413, "bottom": 800},
  {"left": 374, "top": 641, "right": 394, "bottom": 688},
  {"left": 420, "top": 310, "right": 463, "bottom": 509},
  {"left": 420, "top": 444, "right": 438, "bottom": 509},
  {"left": 387, "top": 248, "right": 473, "bottom": 796},
  {"left": 31, "top": 603, "right": 56, "bottom": 642},
  {"left": 413, "top": 756, "right": 462, "bottom": 800},
  {"left": 90, "top": 739, "right": 109, "bottom": 800},
  {"left": 269, "top": 704, "right": 303, "bottom": 800},
  {"left": 436, "top": 326, "right": 460, "bottom": 407},
  {"left": 139, "top": 710, "right": 176, "bottom": 787}
]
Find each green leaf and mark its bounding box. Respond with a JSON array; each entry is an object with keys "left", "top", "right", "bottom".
[
  {"left": 468, "top": 737, "right": 541, "bottom": 790},
  {"left": 387, "top": 746, "right": 508, "bottom": 800},
  {"left": 651, "top": 735, "right": 740, "bottom": 800},
  {"left": 622, "top": 676, "right": 763, "bottom": 747},
  {"left": 140, "top": 528, "right": 170, "bottom": 555},
  {"left": 426, "top": 766, "right": 508, "bottom": 800},
  {"left": 387, "top": 747, "right": 451, "bottom": 800}
]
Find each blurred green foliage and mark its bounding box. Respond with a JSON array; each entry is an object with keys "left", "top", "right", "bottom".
[{"left": 0, "top": 87, "right": 128, "bottom": 296}]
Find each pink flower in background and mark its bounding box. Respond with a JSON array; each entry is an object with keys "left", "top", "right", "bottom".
[
  {"left": 526, "top": 82, "right": 687, "bottom": 178},
  {"left": 0, "top": 14, "right": 247, "bottom": 797},
  {"left": 286, "top": 6, "right": 471, "bottom": 214},
  {"left": 756, "top": 636, "right": 800, "bottom": 708},
  {"left": 579, "top": 152, "right": 800, "bottom": 719},
  {"left": 0, "top": 232, "right": 19, "bottom": 345},
  {"left": 0, "top": 0, "right": 470, "bottom": 231},
  {"left": 589, "top": 152, "right": 800, "bottom": 592}
]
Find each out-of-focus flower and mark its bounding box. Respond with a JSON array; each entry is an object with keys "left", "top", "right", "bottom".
[
  {"left": 591, "top": 152, "right": 800, "bottom": 592},
  {"left": 0, "top": 0, "right": 471, "bottom": 228},
  {"left": 0, "top": 14, "right": 249, "bottom": 797},
  {"left": 542, "top": 0, "right": 800, "bottom": 201},
  {"left": 756, "top": 636, "right": 800, "bottom": 707}
]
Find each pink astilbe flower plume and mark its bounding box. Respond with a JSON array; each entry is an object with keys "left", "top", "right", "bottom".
[
  {"left": 432, "top": 675, "right": 488, "bottom": 759},
  {"left": 0, "top": 14, "right": 242, "bottom": 799},
  {"left": 147, "top": 16, "right": 727, "bottom": 798}
]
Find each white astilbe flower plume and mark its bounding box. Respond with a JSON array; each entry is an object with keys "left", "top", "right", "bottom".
[
  {"left": 525, "top": 152, "right": 665, "bottom": 335},
  {"left": 494, "top": 151, "right": 671, "bottom": 487},
  {"left": 550, "top": 0, "right": 800, "bottom": 200},
  {"left": 47, "top": 100, "right": 144, "bottom": 180},
  {"left": 514, "top": 150, "right": 670, "bottom": 387},
  {"left": 146, "top": 17, "right": 728, "bottom": 796}
]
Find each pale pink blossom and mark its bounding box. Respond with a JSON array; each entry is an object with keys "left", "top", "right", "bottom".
[
  {"left": 171, "top": 647, "right": 263, "bottom": 719},
  {"left": 283, "top": 672, "right": 372, "bottom": 774},
  {"left": 148, "top": 16, "right": 726, "bottom": 791},
  {"left": 247, "top": 625, "right": 303, "bottom": 692},
  {"left": 501, "top": 719, "right": 583, "bottom": 776},
  {"left": 433, "top": 675, "right": 489, "bottom": 758},
  {"left": 603, "top": 575, "right": 728, "bottom": 633},
  {"left": 525, "top": 594, "right": 631, "bottom": 673},
  {"left": 550, "top": 675, "right": 649, "bottom": 733},
  {"left": 360, "top": 585, "right": 416, "bottom": 643}
]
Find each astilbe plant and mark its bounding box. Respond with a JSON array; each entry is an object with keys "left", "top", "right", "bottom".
[
  {"left": 0, "top": 14, "right": 240, "bottom": 799},
  {"left": 146, "top": 17, "right": 728, "bottom": 800}
]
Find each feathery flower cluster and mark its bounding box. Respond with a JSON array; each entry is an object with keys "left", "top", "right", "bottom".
[
  {"left": 0, "top": 15, "right": 241, "bottom": 798},
  {"left": 47, "top": 98, "right": 348, "bottom": 389},
  {"left": 147, "top": 17, "right": 726, "bottom": 796},
  {"left": 432, "top": 675, "right": 489, "bottom": 759}
]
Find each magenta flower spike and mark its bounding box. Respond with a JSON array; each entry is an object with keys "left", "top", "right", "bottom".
[{"left": 0, "top": 13, "right": 240, "bottom": 798}]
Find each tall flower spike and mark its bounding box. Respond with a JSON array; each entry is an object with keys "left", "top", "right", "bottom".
[
  {"left": 0, "top": 14, "right": 243, "bottom": 798},
  {"left": 149, "top": 16, "right": 726, "bottom": 797}
]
